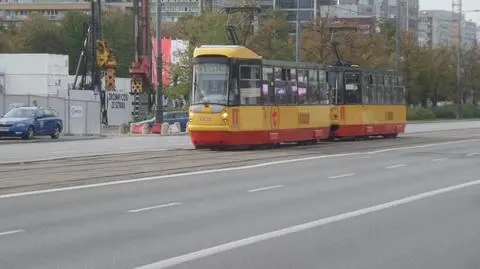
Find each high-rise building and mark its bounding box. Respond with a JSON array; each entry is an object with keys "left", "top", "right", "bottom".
[
  {"left": 418, "top": 10, "right": 477, "bottom": 49},
  {"left": 462, "top": 20, "right": 477, "bottom": 48},
  {"left": 418, "top": 10, "right": 453, "bottom": 48}
]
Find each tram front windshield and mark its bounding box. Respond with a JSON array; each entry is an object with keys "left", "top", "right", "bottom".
[{"left": 192, "top": 62, "right": 229, "bottom": 105}]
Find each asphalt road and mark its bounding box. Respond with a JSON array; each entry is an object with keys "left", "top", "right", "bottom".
[
  {"left": 1, "top": 128, "right": 479, "bottom": 194},
  {"left": 0, "top": 133, "right": 479, "bottom": 268},
  {"left": 1, "top": 120, "right": 480, "bottom": 163}
]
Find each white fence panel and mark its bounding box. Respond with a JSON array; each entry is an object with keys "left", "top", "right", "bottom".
[
  {"left": 86, "top": 101, "right": 101, "bottom": 135},
  {"left": 0, "top": 93, "right": 101, "bottom": 136}
]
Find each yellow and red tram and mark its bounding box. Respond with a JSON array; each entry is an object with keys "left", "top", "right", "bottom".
[{"left": 187, "top": 45, "right": 406, "bottom": 149}]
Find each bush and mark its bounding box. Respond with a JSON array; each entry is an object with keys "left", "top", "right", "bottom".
[
  {"left": 408, "top": 105, "right": 480, "bottom": 120},
  {"left": 407, "top": 107, "right": 436, "bottom": 121},
  {"left": 462, "top": 104, "right": 480, "bottom": 118},
  {"left": 432, "top": 106, "right": 456, "bottom": 119}
]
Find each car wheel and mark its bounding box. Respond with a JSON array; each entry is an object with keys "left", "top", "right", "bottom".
[
  {"left": 23, "top": 127, "right": 34, "bottom": 140},
  {"left": 51, "top": 125, "right": 61, "bottom": 139}
]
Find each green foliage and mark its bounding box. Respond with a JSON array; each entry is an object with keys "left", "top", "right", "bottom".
[
  {"left": 407, "top": 107, "right": 436, "bottom": 121},
  {"left": 3, "top": 8, "right": 480, "bottom": 110},
  {"left": 12, "top": 13, "right": 66, "bottom": 54},
  {"left": 5, "top": 10, "right": 133, "bottom": 78},
  {"left": 408, "top": 105, "right": 480, "bottom": 120}
]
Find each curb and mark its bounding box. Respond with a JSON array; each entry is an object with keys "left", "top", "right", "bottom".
[
  {"left": 0, "top": 147, "right": 191, "bottom": 166},
  {"left": 0, "top": 135, "right": 107, "bottom": 145}
]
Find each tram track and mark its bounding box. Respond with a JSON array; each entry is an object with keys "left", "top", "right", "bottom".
[{"left": 1, "top": 128, "right": 480, "bottom": 195}]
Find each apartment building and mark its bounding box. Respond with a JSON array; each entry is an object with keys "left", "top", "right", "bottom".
[
  {"left": 0, "top": 0, "right": 204, "bottom": 23},
  {"left": 151, "top": 0, "right": 201, "bottom": 22},
  {"left": 418, "top": 10, "right": 477, "bottom": 49},
  {"left": 462, "top": 20, "right": 477, "bottom": 48},
  {"left": 0, "top": 0, "right": 131, "bottom": 22}
]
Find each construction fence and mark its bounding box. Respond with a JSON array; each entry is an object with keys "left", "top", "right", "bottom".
[{"left": 0, "top": 93, "right": 101, "bottom": 136}]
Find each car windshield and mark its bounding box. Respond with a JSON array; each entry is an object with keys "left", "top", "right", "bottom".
[
  {"left": 4, "top": 108, "right": 35, "bottom": 118},
  {"left": 192, "top": 62, "right": 229, "bottom": 105}
]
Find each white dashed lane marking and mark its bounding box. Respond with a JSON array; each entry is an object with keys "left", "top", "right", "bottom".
[
  {"left": 328, "top": 173, "right": 355, "bottom": 179},
  {"left": 0, "top": 229, "right": 24, "bottom": 237},
  {"left": 128, "top": 202, "right": 183, "bottom": 213},
  {"left": 386, "top": 164, "right": 407, "bottom": 169},
  {"left": 248, "top": 185, "right": 284, "bottom": 193}
]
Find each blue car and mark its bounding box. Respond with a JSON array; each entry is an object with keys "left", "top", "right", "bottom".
[
  {"left": 163, "top": 111, "right": 188, "bottom": 132},
  {"left": 145, "top": 111, "right": 189, "bottom": 132},
  {"left": 0, "top": 106, "right": 63, "bottom": 140}
]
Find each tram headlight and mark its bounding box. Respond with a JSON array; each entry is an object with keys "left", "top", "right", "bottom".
[{"left": 221, "top": 112, "right": 228, "bottom": 120}]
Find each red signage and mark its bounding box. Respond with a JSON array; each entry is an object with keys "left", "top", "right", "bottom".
[
  {"left": 271, "top": 107, "right": 279, "bottom": 129},
  {"left": 232, "top": 108, "right": 239, "bottom": 125}
]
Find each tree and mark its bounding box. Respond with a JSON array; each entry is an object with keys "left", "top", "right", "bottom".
[
  {"left": 101, "top": 10, "right": 134, "bottom": 77},
  {"left": 248, "top": 8, "right": 294, "bottom": 61},
  {"left": 59, "top": 12, "right": 90, "bottom": 75},
  {"left": 12, "top": 13, "right": 66, "bottom": 54}
]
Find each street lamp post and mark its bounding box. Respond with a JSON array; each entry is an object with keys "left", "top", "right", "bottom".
[
  {"left": 455, "top": 9, "right": 480, "bottom": 119},
  {"left": 155, "top": 0, "right": 164, "bottom": 124},
  {"left": 295, "top": 0, "right": 300, "bottom": 62},
  {"left": 395, "top": 0, "right": 401, "bottom": 73}
]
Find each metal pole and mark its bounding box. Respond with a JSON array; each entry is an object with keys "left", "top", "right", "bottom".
[
  {"left": 456, "top": 10, "right": 462, "bottom": 119},
  {"left": 395, "top": 0, "right": 401, "bottom": 73},
  {"left": 155, "top": 0, "right": 164, "bottom": 123},
  {"left": 295, "top": 0, "right": 300, "bottom": 62}
]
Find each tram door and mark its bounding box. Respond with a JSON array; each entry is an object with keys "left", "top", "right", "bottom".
[
  {"left": 262, "top": 66, "right": 279, "bottom": 141},
  {"left": 327, "top": 70, "right": 341, "bottom": 124}
]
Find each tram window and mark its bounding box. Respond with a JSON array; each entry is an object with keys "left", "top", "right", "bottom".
[
  {"left": 262, "top": 66, "right": 275, "bottom": 104},
  {"left": 361, "top": 74, "right": 370, "bottom": 104},
  {"left": 318, "top": 70, "right": 329, "bottom": 104},
  {"left": 375, "top": 74, "right": 384, "bottom": 104},
  {"left": 391, "top": 76, "right": 398, "bottom": 104},
  {"left": 274, "top": 68, "right": 290, "bottom": 104},
  {"left": 327, "top": 71, "right": 338, "bottom": 104},
  {"left": 308, "top": 69, "right": 319, "bottom": 104},
  {"left": 344, "top": 71, "right": 361, "bottom": 104},
  {"left": 384, "top": 75, "right": 391, "bottom": 104},
  {"left": 290, "top": 68, "right": 298, "bottom": 105},
  {"left": 368, "top": 74, "right": 375, "bottom": 104},
  {"left": 399, "top": 86, "right": 406, "bottom": 104},
  {"left": 238, "top": 65, "right": 262, "bottom": 105},
  {"left": 297, "top": 69, "right": 308, "bottom": 104}
]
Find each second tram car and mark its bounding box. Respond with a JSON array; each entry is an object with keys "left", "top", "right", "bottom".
[{"left": 327, "top": 66, "right": 406, "bottom": 139}]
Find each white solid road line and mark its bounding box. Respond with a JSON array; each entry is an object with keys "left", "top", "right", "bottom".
[
  {"left": 132, "top": 178, "right": 480, "bottom": 269},
  {"left": 128, "top": 202, "right": 183, "bottom": 213},
  {"left": 431, "top": 158, "right": 447, "bottom": 162},
  {"left": 466, "top": 152, "right": 479, "bottom": 157},
  {"left": 0, "top": 139, "right": 477, "bottom": 200},
  {"left": 386, "top": 164, "right": 407, "bottom": 169},
  {"left": 328, "top": 173, "right": 355, "bottom": 179},
  {"left": 248, "top": 185, "right": 284, "bottom": 193},
  {"left": 0, "top": 229, "right": 24, "bottom": 237}
]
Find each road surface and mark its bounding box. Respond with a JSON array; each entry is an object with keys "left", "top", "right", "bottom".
[
  {"left": 0, "top": 130, "right": 479, "bottom": 268},
  {"left": 1, "top": 120, "right": 480, "bottom": 163}
]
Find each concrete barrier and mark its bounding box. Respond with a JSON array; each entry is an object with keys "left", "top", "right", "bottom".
[
  {"left": 160, "top": 123, "right": 169, "bottom": 135},
  {"left": 141, "top": 123, "right": 151, "bottom": 135},
  {"left": 169, "top": 122, "right": 181, "bottom": 135}
]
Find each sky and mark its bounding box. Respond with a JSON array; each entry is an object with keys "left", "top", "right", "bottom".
[{"left": 420, "top": 0, "right": 480, "bottom": 24}]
